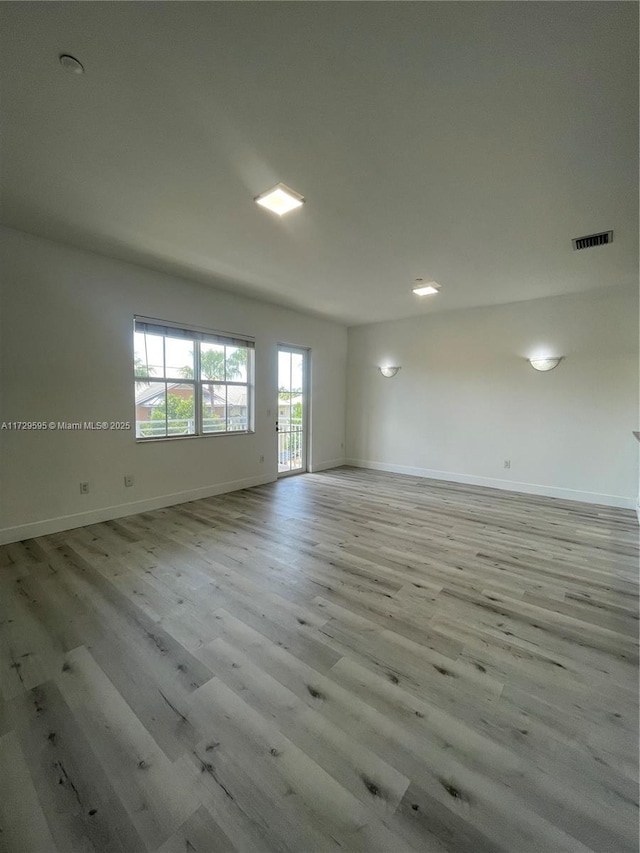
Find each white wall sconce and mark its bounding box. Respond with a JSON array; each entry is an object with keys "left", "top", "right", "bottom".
[
  {"left": 379, "top": 366, "right": 401, "bottom": 378},
  {"left": 528, "top": 356, "right": 563, "bottom": 372},
  {"left": 59, "top": 54, "right": 85, "bottom": 75}
]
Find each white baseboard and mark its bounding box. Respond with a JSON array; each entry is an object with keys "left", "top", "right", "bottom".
[
  {"left": 0, "top": 474, "right": 275, "bottom": 545},
  {"left": 345, "top": 458, "right": 636, "bottom": 510},
  {"left": 3, "top": 463, "right": 634, "bottom": 545},
  {"left": 309, "top": 458, "right": 346, "bottom": 473}
]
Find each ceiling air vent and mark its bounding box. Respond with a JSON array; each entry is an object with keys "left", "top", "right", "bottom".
[{"left": 572, "top": 231, "right": 613, "bottom": 250}]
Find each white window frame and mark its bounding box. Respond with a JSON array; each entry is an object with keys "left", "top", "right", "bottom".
[{"left": 134, "top": 316, "right": 255, "bottom": 441}]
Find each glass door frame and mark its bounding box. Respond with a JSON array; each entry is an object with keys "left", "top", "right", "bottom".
[{"left": 277, "top": 344, "right": 310, "bottom": 478}]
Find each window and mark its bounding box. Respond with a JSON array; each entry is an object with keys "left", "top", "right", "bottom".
[{"left": 134, "top": 317, "right": 254, "bottom": 440}]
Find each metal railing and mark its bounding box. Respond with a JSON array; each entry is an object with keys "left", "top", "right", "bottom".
[
  {"left": 136, "top": 416, "right": 248, "bottom": 438},
  {"left": 278, "top": 417, "right": 303, "bottom": 468}
]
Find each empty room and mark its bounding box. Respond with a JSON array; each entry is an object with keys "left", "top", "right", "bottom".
[{"left": 0, "top": 2, "right": 638, "bottom": 852}]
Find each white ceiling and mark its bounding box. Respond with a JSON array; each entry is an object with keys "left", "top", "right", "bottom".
[{"left": 1, "top": 2, "right": 637, "bottom": 326}]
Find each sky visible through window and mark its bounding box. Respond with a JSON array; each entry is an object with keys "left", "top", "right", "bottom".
[{"left": 278, "top": 350, "right": 303, "bottom": 394}]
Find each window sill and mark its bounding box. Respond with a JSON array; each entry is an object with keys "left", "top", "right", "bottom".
[{"left": 136, "top": 430, "right": 254, "bottom": 444}]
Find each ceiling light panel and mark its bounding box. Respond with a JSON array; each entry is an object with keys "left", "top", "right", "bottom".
[
  {"left": 255, "top": 183, "right": 305, "bottom": 216},
  {"left": 412, "top": 280, "right": 440, "bottom": 296}
]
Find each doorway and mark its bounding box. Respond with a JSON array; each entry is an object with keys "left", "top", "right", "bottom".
[{"left": 277, "top": 345, "right": 308, "bottom": 476}]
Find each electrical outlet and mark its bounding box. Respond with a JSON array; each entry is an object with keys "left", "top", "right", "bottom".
[
  {"left": 504, "top": 460, "right": 511, "bottom": 469},
  {"left": 124, "top": 475, "right": 134, "bottom": 487},
  {"left": 80, "top": 481, "right": 89, "bottom": 495}
]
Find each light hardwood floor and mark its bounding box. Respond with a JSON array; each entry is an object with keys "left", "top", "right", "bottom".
[{"left": 0, "top": 467, "right": 638, "bottom": 853}]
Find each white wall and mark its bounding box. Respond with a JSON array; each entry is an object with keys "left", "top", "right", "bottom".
[
  {"left": 346, "top": 288, "right": 638, "bottom": 508},
  {"left": 0, "top": 227, "right": 347, "bottom": 543},
  {"left": 637, "top": 280, "right": 640, "bottom": 521}
]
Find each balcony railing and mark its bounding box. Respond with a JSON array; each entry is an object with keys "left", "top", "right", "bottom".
[
  {"left": 278, "top": 417, "right": 303, "bottom": 470},
  {"left": 136, "top": 416, "right": 248, "bottom": 438}
]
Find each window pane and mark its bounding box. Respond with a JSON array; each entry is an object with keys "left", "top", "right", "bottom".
[
  {"left": 278, "top": 430, "right": 291, "bottom": 471},
  {"left": 202, "top": 383, "right": 227, "bottom": 432},
  {"left": 200, "top": 343, "right": 225, "bottom": 381},
  {"left": 290, "top": 393, "right": 303, "bottom": 430},
  {"left": 166, "top": 384, "right": 195, "bottom": 436},
  {"left": 278, "top": 396, "right": 292, "bottom": 431},
  {"left": 225, "top": 346, "right": 248, "bottom": 382},
  {"left": 278, "top": 350, "right": 291, "bottom": 393},
  {"left": 227, "top": 385, "right": 248, "bottom": 431},
  {"left": 291, "top": 352, "right": 303, "bottom": 394},
  {"left": 134, "top": 332, "right": 164, "bottom": 378},
  {"left": 165, "top": 337, "right": 195, "bottom": 380},
  {"left": 136, "top": 381, "right": 167, "bottom": 438}
]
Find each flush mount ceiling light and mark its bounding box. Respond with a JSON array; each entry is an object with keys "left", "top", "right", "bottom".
[
  {"left": 255, "top": 183, "right": 305, "bottom": 216},
  {"left": 59, "top": 54, "right": 84, "bottom": 74},
  {"left": 379, "top": 366, "right": 401, "bottom": 378},
  {"left": 528, "top": 357, "right": 563, "bottom": 372},
  {"left": 412, "top": 279, "right": 440, "bottom": 296}
]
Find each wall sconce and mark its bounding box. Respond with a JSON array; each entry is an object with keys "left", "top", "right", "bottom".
[
  {"left": 528, "top": 356, "right": 563, "bottom": 372},
  {"left": 379, "top": 366, "right": 401, "bottom": 378}
]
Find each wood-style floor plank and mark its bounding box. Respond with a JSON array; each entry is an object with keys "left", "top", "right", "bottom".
[
  {"left": 7, "top": 681, "right": 147, "bottom": 853},
  {"left": 0, "top": 467, "right": 638, "bottom": 852},
  {"left": 0, "top": 730, "right": 58, "bottom": 853}
]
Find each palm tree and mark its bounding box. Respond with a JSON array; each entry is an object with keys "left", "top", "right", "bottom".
[
  {"left": 181, "top": 348, "right": 247, "bottom": 428},
  {"left": 134, "top": 355, "right": 155, "bottom": 379}
]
